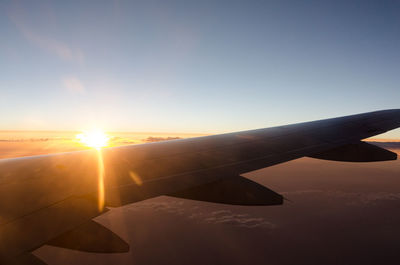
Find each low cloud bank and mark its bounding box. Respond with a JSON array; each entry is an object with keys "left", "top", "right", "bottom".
[
  {"left": 126, "top": 198, "right": 276, "bottom": 230},
  {"left": 143, "top": 136, "right": 182, "bottom": 143}
]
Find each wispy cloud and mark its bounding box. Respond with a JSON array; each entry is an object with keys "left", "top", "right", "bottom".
[
  {"left": 127, "top": 198, "right": 276, "bottom": 230},
  {"left": 62, "top": 76, "right": 86, "bottom": 94},
  {"left": 7, "top": 3, "right": 84, "bottom": 64},
  {"left": 191, "top": 209, "right": 276, "bottom": 229},
  {"left": 282, "top": 189, "right": 400, "bottom": 207}
]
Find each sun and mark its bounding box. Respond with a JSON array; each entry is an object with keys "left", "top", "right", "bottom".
[{"left": 76, "top": 130, "right": 110, "bottom": 150}]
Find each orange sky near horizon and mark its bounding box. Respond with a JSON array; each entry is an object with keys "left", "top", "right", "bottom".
[{"left": 0, "top": 130, "right": 398, "bottom": 160}]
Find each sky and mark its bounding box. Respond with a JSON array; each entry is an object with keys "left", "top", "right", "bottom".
[{"left": 0, "top": 0, "right": 399, "bottom": 137}]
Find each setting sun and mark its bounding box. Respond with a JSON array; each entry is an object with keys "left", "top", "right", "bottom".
[{"left": 76, "top": 130, "right": 110, "bottom": 149}]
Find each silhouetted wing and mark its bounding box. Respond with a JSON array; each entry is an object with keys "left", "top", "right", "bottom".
[{"left": 0, "top": 109, "right": 399, "bottom": 264}]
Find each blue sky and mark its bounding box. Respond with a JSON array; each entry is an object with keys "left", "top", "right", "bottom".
[{"left": 0, "top": 0, "right": 399, "bottom": 137}]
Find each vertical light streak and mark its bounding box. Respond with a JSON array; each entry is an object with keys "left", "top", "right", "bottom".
[{"left": 97, "top": 148, "right": 105, "bottom": 212}]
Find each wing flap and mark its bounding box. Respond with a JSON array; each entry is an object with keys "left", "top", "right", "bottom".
[
  {"left": 308, "top": 141, "right": 397, "bottom": 162},
  {"left": 7, "top": 253, "right": 47, "bottom": 265},
  {"left": 47, "top": 220, "right": 129, "bottom": 253},
  {"left": 169, "top": 175, "right": 283, "bottom": 206},
  {"left": 0, "top": 196, "right": 102, "bottom": 263}
]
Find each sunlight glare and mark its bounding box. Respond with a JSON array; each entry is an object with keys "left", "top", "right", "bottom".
[{"left": 76, "top": 130, "right": 110, "bottom": 150}]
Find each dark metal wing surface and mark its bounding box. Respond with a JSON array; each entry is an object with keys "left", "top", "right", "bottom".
[{"left": 0, "top": 109, "right": 399, "bottom": 264}]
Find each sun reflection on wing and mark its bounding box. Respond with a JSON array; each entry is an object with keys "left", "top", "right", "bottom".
[
  {"left": 97, "top": 149, "right": 105, "bottom": 211},
  {"left": 76, "top": 130, "right": 109, "bottom": 211}
]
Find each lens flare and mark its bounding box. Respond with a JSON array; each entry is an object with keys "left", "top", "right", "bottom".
[{"left": 76, "top": 130, "right": 109, "bottom": 150}]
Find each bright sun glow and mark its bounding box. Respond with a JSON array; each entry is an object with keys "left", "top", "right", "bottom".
[{"left": 76, "top": 130, "right": 110, "bottom": 149}]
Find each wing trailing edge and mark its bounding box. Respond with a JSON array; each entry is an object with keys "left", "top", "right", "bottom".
[
  {"left": 46, "top": 220, "right": 129, "bottom": 253},
  {"left": 7, "top": 253, "right": 47, "bottom": 265},
  {"left": 308, "top": 141, "right": 397, "bottom": 162},
  {"left": 169, "top": 175, "right": 283, "bottom": 206}
]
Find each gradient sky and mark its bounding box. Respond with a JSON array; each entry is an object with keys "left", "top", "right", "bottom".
[{"left": 0, "top": 0, "right": 399, "bottom": 137}]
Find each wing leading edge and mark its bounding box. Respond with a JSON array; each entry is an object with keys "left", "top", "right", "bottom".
[{"left": 0, "top": 109, "right": 399, "bottom": 264}]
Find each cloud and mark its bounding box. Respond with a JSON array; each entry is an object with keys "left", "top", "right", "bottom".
[
  {"left": 281, "top": 190, "right": 324, "bottom": 196},
  {"left": 62, "top": 77, "right": 86, "bottom": 94},
  {"left": 283, "top": 189, "right": 400, "bottom": 207},
  {"left": 143, "top": 136, "right": 181, "bottom": 143},
  {"left": 127, "top": 198, "right": 276, "bottom": 230},
  {"left": 22, "top": 28, "right": 84, "bottom": 64},
  {"left": 193, "top": 210, "right": 276, "bottom": 229},
  {"left": 7, "top": 4, "right": 84, "bottom": 64},
  {"left": 127, "top": 200, "right": 186, "bottom": 215},
  {"left": 331, "top": 191, "right": 400, "bottom": 206}
]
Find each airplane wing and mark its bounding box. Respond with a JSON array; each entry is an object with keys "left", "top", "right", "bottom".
[{"left": 1, "top": 109, "right": 399, "bottom": 264}]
